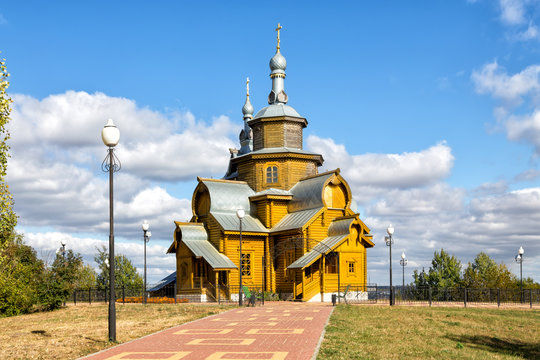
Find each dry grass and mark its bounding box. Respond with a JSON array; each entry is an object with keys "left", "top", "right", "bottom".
[
  {"left": 0, "top": 302, "right": 234, "bottom": 359},
  {"left": 318, "top": 305, "right": 540, "bottom": 360}
]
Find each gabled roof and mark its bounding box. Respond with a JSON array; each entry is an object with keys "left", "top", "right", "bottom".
[
  {"left": 212, "top": 212, "right": 268, "bottom": 233},
  {"left": 271, "top": 207, "right": 323, "bottom": 233},
  {"left": 169, "top": 222, "right": 237, "bottom": 270}
]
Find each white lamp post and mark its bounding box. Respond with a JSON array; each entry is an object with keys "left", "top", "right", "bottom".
[
  {"left": 400, "top": 251, "right": 408, "bottom": 290},
  {"left": 142, "top": 220, "right": 150, "bottom": 304},
  {"left": 385, "top": 224, "right": 394, "bottom": 306},
  {"left": 101, "top": 118, "right": 120, "bottom": 342},
  {"left": 515, "top": 246, "right": 524, "bottom": 303},
  {"left": 236, "top": 209, "right": 245, "bottom": 306}
]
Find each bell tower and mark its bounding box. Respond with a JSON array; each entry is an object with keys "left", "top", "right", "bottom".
[{"left": 224, "top": 24, "right": 324, "bottom": 192}]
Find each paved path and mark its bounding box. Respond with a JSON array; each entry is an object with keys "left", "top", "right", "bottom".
[{"left": 82, "top": 303, "right": 334, "bottom": 360}]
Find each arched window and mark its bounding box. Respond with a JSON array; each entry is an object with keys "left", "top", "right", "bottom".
[{"left": 266, "top": 165, "right": 278, "bottom": 183}]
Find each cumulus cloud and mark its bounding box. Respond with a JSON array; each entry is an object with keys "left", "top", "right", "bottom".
[
  {"left": 307, "top": 136, "right": 454, "bottom": 201},
  {"left": 7, "top": 91, "right": 236, "bottom": 244},
  {"left": 24, "top": 231, "right": 176, "bottom": 282},
  {"left": 306, "top": 135, "right": 539, "bottom": 284},
  {"left": 471, "top": 61, "right": 540, "bottom": 104}
]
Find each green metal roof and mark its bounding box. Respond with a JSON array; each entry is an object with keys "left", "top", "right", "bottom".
[
  {"left": 271, "top": 207, "right": 323, "bottom": 233},
  {"left": 176, "top": 223, "right": 237, "bottom": 269},
  {"left": 287, "top": 234, "right": 348, "bottom": 269}
]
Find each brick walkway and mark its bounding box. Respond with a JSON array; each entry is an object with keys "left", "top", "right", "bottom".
[{"left": 81, "top": 303, "right": 334, "bottom": 360}]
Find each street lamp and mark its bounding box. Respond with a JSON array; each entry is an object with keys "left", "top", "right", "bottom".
[
  {"left": 400, "top": 251, "right": 407, "bottom": 290},
  {"left": 60, "top": 239, "right": 66, "bottom": 260},
  {"left": 236, "top": 208, "right": 245, "bottom": 306},
  {"left": 60, "top": 239, "right": 66, "bottom": 306},
  {"left": 385, "top": 224, "right": 394, "bottom": 306},
  {"left": 515, "top": 246, "right": 524, "bottom": 303},
  {"left": 142, "top": 220, "right": 150, "bottom": 305},
  {"left": 101, "top": 118, "right": 120, "bottom": 342}
]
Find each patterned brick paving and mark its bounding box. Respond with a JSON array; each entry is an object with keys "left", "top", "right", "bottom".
[{"left": 81, "top": 303, "right": 334, "bottom": 360}]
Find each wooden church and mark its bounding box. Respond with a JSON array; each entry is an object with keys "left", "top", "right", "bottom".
[{"left": 167, "top": 25, "right": 374, "bottom": 302}]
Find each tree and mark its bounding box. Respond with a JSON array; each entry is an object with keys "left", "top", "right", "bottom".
[
  {"left": 74, "top": 264, "right": 97, "bottom": 289},
  {"left": 0, "top": 235, "right": 43, "bottom": 316},
  {"left": 425, "top": 249, "right": 462, "bottom": 288},
  {"left": 413, "top": 267, "right": 429, "bottom": 287},
  {"left": 462, "top": 252, "right": 517, "bottom": 289},
  {"left": 94, "top": 245, "right": 143, "bottom": 289},
  {"left": 0, "top": 55, "right": 17, "bottom": 245}
]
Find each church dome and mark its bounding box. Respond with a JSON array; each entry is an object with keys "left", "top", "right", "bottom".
[
  {"left": 270, "top": 52, "right": 287, "bottom": 72},
  {"left": 242, "top": 97, "right": 254, "bottom": 117}
]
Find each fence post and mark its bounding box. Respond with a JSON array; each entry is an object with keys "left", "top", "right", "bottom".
[
  {"left": 73, "top": 290, "right": 77, "bottom": 306},
  {"left": 89, "top": 288, "right": 92, "bottom": 305},
  {"left": 530, "top": 289, "right": 533, "bottom": 309},
  {"left": 464, "top": 288, "right": 467, "bottom": 308},
  {"left": 497, "top": 288, "right": 500, "bottom": 308},
  {"left": 122, "top": 285, "right": 125, "bottom": 304},
  {"left": 428, "top": 287, "right": 432, "bottom": 307},
  {"left": 217, "top": 282, "right": 220, "bottom": 305},
  {"left": 174, "top": 282, "right": 177, "bottom": 304}
]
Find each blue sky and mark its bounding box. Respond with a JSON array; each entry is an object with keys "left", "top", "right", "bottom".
[{"left": 1, "top": 0, "right": 539, "bottom": 285}]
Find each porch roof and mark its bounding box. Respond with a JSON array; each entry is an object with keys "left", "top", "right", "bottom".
[
  {"left": 177, "top": 223, "right": 237, "bottom": 270},
  {"left": 287, "top": 234, "right": 348, "bottom": 270}
]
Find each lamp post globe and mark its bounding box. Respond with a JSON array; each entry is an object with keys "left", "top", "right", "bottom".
[
  {"left": 101, "top": 119, "right": 120, "bottom": 148},
  {"left": 102, "top": 119, "right": 120, "bottom": 342},
  {"left": 236, "top": 209, "right": 245, "bottom": 306},
  {"left": 385, "top": 224, "right": 394, "bottom": 306},
  {"left": 142, "top": 221, "right": 150, "bottom": 304}
]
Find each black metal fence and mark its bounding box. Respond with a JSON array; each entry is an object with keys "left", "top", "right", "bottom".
[{"left": 340, "top": 285, "right": 540, "bottom": 308}]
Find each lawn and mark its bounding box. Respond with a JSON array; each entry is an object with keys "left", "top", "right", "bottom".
[
  {"left": 0, "top": 303, "right": 234, "bottom": 359},
  {"left": 318, "top": 305, "right": 539, "bottom": 360}
]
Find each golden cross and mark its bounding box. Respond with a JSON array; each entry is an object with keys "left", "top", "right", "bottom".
[
  {"left": 275, "top": 23, "right": 282, "bottom": 51},
  {"left": 246, "top": 77, "right": 250, "bottom": 97}
]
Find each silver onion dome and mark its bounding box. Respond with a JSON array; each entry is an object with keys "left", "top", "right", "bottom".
[
  {"left": 270, "top": 51, "right": 287, "bottom": 72},
  {"left": 242, "top": 96, "right": 254, "bottom": 117}
]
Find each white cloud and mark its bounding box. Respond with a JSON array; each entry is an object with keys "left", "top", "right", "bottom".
[
  {"left": 499, "top": 0, "right": 527, "bottom": 25},
  {"left": 307, "top": 136, "right": 454, "bottom": 193},
  {"left": 517, "top": 22, "right": 540, "bottom": 40},
  {"left": 471, "top": 61, "right": 540, "bottom": 104},
  {"left": 24, "top": 231, "right": 176, "bottom": 283},
  {"left": 505, "top": 110, "right": 540, "bottom": 154},
  {"left": 7, "top": 91, "right": 234, "bottom": 245}
]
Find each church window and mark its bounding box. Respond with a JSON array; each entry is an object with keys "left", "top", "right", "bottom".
[
  {"left": 241, "top": 253, "right": 252, "bottom": 277},
  {"left": 348, "top": 262, "right": 356, "bottom": 274},
  {"left": 266, "top": 165, "right": 278, "bottom": 183}
]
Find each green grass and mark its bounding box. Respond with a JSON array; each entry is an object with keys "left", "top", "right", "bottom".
[{"left": 318, "top": 305, "right": 539, "bottom": 360}]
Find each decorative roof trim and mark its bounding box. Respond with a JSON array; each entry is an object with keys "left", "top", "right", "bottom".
[
  {"left": 197, "top": 177, "right": 248, "bottom": 185},
  {"left": 299, "top": 168, "right": 340, "bottom": 182},
  {"left": 249, "top": 194, "right": 293, "bottom": 202}
]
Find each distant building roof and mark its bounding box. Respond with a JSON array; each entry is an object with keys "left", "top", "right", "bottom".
[{"left": 147, "top": 272, "right": 176, "bottom": 292}]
